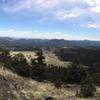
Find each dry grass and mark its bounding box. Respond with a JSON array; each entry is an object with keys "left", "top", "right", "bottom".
[
  {"left": 0, "top": 67, "right": 100, "bottom": 100},
  {"left": 7, "top": 51, "right": 100, "bottom": 100},
  {"left": 10, "top": 51, "right": 37, "bottom": 63},
  {"left": 10, "top": 51, "right": 70, "bottom": 67},
  {"left": 10, "top": 51, "right": 36, "bottom": 58},
  {"left": 44, "top": 51, "right": 71, "bottom": 67}
]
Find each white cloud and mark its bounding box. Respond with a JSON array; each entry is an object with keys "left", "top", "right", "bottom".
[
  {"left": 0, "top": 0, "right": 91, "bottom": 19},
  {"left": 55, "top": 7, "right": 85, "bottom": 21},
  {"left": 88, "top": 24, "right": 98, "bottom": 29},
  {"left": 82, "top": 22, "right": 100, "bottom": 29},
  {"left": 83, "top": 0, "right": 96, "bottom": 6},
  {"left": 0, "top": 30, "right": 77, "bottom": 40},
  {"left": 0, "top": 29, "right": 100, "bottom": 40},
  {"left": 91, "top": 6, "right": 100, "bottom": 13}
]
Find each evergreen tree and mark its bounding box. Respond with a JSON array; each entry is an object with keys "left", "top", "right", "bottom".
[
  {"left": 31, "top": 50, "right": 47, "bottom": 81},
  {"left": 11, "top": 53, "right": 30, "bottom": 77},
  {"left": 36, "top": 50, "right": 46, "bottom": 65},
  {"left": 66, "top": 58, "right": 86, "bottom": 83},
  {"left": 0, "top": 50, "right": 11, "bottom": 67}
]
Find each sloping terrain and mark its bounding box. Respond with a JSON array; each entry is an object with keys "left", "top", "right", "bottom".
[
  {"left": 10, "top": 51, "right": 70, "bottom": 67},
  {"left": 44, "top": 51, "right": 71, "bottom": 67},
  {"left": 0, "top": 67, "right": 100, "bottom": 100}
]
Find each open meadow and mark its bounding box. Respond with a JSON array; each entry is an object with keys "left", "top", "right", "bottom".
[{"left": 10, "top": 51, "right": 70, "bottom": 67}]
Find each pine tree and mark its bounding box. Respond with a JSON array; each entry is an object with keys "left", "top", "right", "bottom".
[{"left": 31, "top": 50, "right": 47, "bottom": 81}]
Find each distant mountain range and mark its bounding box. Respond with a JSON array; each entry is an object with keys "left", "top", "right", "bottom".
[{"left": 0, "top": 37, "right": 100, "bottom": 49}]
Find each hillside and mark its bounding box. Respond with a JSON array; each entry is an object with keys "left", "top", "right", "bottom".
[
  {"left": 0, "top": 37, "right": 100, "bottom": 51},
  {"left": 0, "top": 67, "right": 100, "bottom": 100},
  {"left": 10, "top": 51, "right": 70, "bottom": 67}
]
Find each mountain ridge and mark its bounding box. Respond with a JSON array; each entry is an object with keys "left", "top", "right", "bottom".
[{"left": 0, "top": 37, "right": 100, "bottom": 49}]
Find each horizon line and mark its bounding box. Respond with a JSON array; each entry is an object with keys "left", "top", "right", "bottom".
[{"left": 0, "top": 36, "right": 100, "bottom": 41}]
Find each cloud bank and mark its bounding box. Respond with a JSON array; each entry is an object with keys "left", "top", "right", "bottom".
[{"left": 0, "top": 30, "right": 99, "bottom": 40}]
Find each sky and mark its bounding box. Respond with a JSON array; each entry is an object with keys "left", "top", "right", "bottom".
[{"left": 0, "top": 0, "right": 100, "bottom": 40}]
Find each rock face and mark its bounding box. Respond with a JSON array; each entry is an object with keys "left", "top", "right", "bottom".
[{"left": 0, "top": 75, "right": 13, "bottom": 100}]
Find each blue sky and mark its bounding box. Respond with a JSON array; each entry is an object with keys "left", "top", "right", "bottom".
[{"left": 0, "top": 0, "right": 100, "bottom": 40}]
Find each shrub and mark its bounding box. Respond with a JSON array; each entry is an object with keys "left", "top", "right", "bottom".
[
  {"left": 79, "top": 75, "right": 96, "bottom": 98},
  {"left": 11, "top": 53, "right": 30, "bottom": 77},
  {"left": 54, "top": 79, "right": 62, "bottom": 88}
]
